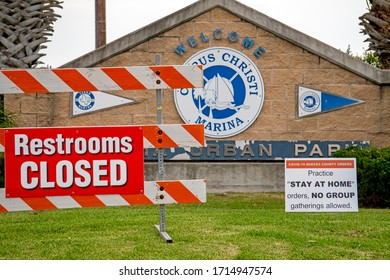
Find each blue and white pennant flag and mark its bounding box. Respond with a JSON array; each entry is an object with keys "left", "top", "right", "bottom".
[
  {"left": 72, "top": 91, "right": 136, "bottom": 117},
  {"left": 297, "top": 85, "right": 364, "bottom": 118}
]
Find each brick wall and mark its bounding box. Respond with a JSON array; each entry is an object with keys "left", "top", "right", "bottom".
[{"left": 4, "top": 7, "right": 390, "bottom": 147}]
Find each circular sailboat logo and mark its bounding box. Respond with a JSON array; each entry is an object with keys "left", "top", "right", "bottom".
[
  {"left": 174, "top": 47, "right": 265, "bottom": 138},
  {"left": 299, "top": 91, "right": 320, "bottom": 113},
  {"left": 75, "top": 91, "right": 95, "bottom": 111}
]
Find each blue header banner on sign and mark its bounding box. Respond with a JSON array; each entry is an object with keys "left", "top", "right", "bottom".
[{"left": 144, "top": 140, "right": 369, "bottom": 161}]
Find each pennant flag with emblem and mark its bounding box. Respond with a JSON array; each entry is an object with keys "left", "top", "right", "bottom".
[
  {"left": 297, "top": 85, "right": 364, "bottom": 118},
  {"left": 72, "top": 91, "right": 136, "bottom": 117}
]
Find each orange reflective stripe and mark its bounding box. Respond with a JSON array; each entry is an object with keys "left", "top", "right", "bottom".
[
  {"left": 101, "top": 67, "right": 147, "bottom": 90},
  {"left": 23, "top": 197, "right": 57, "bottom": 211},
  {"left": 158, "top": 181, "right": 201, "bottom": 203},
  {"left": 72, "top": 196, "right": 105, "bottom": 208},
  {"left": 2, "top": 70, "right": 48, "bottom": 93},
  {"left": 150, "top": 66, "right": 195, "bottom": 88},
  {"left": 52, "top": 69, "right": 98, "bottom": 92},
  {"left": 121, "top": 194, "right": 153, "bottom": 205},
  {"left": 0, "top": 204, "right": 7, "bottom": 212},
  {"left": 183, "top": 124, "right": 205, "bottom": 146},
  {"left": 143, "top": 125, "right": 178, "bottom": 148}
]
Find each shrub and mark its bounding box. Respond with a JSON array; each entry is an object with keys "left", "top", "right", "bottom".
[
  {"left": 0, "top": 153, "right": 3, "bottom": 188},
  {"left": 333, "top": 146, "right": 390, "bottom": 208},
  {"left": 0, "top": 98, "right": 18, "bottom": 188}
]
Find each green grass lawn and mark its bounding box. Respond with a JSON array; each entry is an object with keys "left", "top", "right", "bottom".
[{"left": 0, "top": 193, "right": 388, "bottom": 260}]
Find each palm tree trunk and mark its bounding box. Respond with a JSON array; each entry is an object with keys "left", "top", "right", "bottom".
[{"left": 360, "top": 0, "right": 390, "bottom": 69}]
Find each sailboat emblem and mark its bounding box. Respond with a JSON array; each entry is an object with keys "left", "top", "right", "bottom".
[
  {"left": 175, "top": 47, "right": 265, "bottom": 138},
  {"left": 196, "top": 73, "right": 250, "bottom": 118}
]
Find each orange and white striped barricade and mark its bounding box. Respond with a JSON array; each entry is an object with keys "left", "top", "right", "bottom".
[
  {"left": 0, "top": 124, "right": 205, "bottom": 209},
  {"left": 0, "top": 65, "right": 205, "bottom": 242},
  {"left": 0, "top": 65, "right": 202, "bottom": 93},
  {"left": 0, "top": 124, "right": 205, "bottom": 153},
  {"left": 0, "top": 180, "right": 206, "bottom": 212}
]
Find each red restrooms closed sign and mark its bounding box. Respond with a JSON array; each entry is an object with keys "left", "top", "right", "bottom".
[{"left": 5, "top": 126, "right": 144, "bottom": 198}]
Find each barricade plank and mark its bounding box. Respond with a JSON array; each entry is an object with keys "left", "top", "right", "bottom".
[
  {"left": 0, "top": 180, "right": 206, "bottom": 212},
  {"left": 23, "top": 197, "right": 57, "bottom": 211},
  {"left": 0, "top": 124, "right": 205, "bottom": 152},
  {"left": 157, "top": 181, "right": 203, "bottom": 204},
  {"left": 0, "top": 65, "right": 203, "bottom": 94}
]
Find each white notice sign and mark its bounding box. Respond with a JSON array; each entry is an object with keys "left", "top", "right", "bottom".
[{"left": 285, "top": 158, "right": 358, "bottom": 212}]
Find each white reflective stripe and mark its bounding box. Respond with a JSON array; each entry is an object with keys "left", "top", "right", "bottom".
[
  {"left": 95, "top": 194, "right": 129, "bottom": 206},
  {"left": 28, "top": 69, "right": 73, "bottom": 92},
  {"left": 0, "top": 199, "right": 33, "bottom": 212},
  {"left": 47, "top": 196, "right": 81, "bottom": 209},
  {"left": 179, "top": 179, "right": 207, "bottom": 202},
  {"left": 77, "top": 68, "right": 122, "bottom": 91},
  {"left": 173, "top": 65, "right": 203, "bottom": 87},
  {"left": 143, "top": 181, "right": 176, "bottom": 204},
  {"left": 160, "top": 125, "right": 203, "bottom": 147},
  {"left": 0, "top": 181, "right": 206, "bottom": 212},
  {"left": 0, "top": 190, "right": 32, "bottom": 211},
  {"left": 126, "top": 67, "right": 169, "bottom": 89},
  {"left": 143, "top": 137, "right": 153, "bottom": 149},
  {"left": 0, "top": 72, "right": 24, "bottom": 94},
  {"left": 143, "top": 181, "right": 156, "bottom": 202},
  {"left": 155, "top": 190, "right": 176, "bottom": 205}
]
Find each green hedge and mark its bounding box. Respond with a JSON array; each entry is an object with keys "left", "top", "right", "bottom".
[
  {"left": 1, "top": 98, "right": 18, "bottom": 189},
  {"left": 333, "top": 146, "right": 390, "bottom": 208}
]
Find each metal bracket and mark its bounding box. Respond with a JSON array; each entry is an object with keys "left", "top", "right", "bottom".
[
  {"left": 154, "top": 225, "right": 173, "bottom": 243},
  {"left": 154, "top": 54, "right": 173, "bottom": 243}
]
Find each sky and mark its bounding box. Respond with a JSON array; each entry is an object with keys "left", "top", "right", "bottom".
[{"left": 41, "top": 0, "right": 370, "bottom": 67}]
